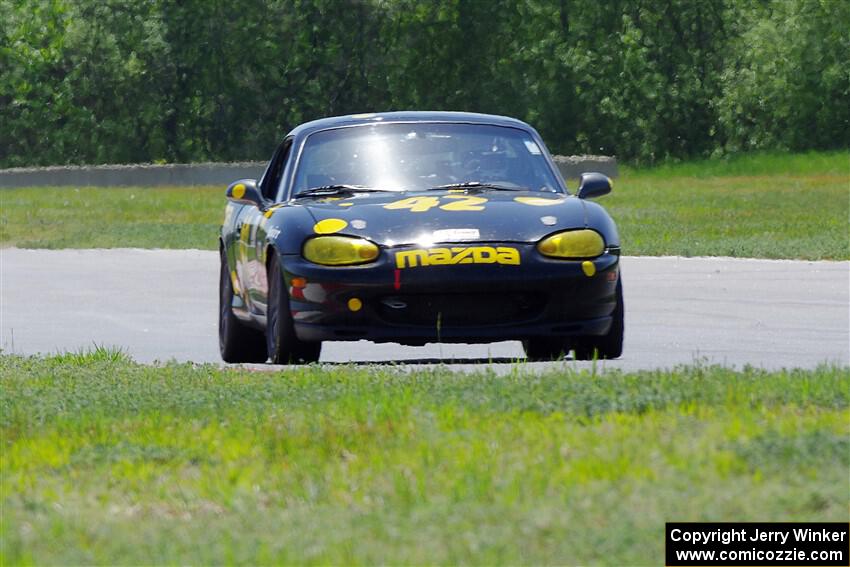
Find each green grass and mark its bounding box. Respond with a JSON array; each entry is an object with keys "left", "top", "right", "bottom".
[
  {"left": 0, "top": 185, "right": 223, "bottom": 250},
  {"left": 619, "top": 150, "right": 850, "bottom": 178},
  {"left": 2, "top": 352, "right": 848, "bottom": 564},
  {"left": 603, "top": 150, "right": 850, "bottom": 259},
  {"left": 1, "top": 151, "right": 848, "bottom": 258}
]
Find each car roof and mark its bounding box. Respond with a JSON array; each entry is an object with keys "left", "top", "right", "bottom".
[{"left": 287, "top": 111, "right": 535, "bottom": 138}]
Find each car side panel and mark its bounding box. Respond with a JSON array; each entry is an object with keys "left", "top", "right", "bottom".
[{"left": 235, "top": 205, "right": 319, "bottom": 323}]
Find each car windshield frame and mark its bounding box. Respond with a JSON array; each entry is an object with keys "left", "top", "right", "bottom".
[{"left": 286, "top": 121, "right": 565, "bottom": 200}]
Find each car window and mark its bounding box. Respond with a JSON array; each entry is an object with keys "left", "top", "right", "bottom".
[
  {"left": 259, "top": 138, "right": 292, "bottom": 200},
  {"left": 292, "top": 123, "right": 562, "bottom": 195}
]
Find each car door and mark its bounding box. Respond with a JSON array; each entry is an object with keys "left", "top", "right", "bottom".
[{"left": 238, "top": 138, "right": 293, "bottom": 316}]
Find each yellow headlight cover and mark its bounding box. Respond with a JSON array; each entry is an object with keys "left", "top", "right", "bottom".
[
  {"left": 303, "top": 236, "right": 379, "bottom": 266},
  {"left": 537, "top": 229, "right": 605, "bottom": 259}
]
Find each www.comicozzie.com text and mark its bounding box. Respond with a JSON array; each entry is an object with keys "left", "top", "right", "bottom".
[{"left": 669, "top": 526, "right": 847, "bottom": 546}]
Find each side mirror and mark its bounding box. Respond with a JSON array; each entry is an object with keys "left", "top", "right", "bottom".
[
  {"left": 576, "top": 172, "right": 612, "bottom": 199},
  {"left": 225, "top": 179, "right": 266, "bottom": 209}
]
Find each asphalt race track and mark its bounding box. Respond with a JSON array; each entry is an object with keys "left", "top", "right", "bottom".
[{"left": 2, "top": 248, "right": 848, "bottom": 371}]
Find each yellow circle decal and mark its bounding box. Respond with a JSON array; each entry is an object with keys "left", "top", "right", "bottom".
[
  {"left": 232, "top": 183, "right": 246, "bottom": 199},
  {"left": 348, "top": 298, "right": 363, "bottom": 312},
  {"left": 263, "top": 205, "right": 282, "bottom": 219},
  {"left": 514, "top": 196, "right": 562, "bottom": 206},
  {"left": 313, "top": 218, "right": 348, "bottom": 234},
  {"left": 581, "top": 261, "right": 596, "bottom": 277}
]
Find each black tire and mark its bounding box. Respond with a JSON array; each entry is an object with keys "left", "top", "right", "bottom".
[
  {"left": 523, "top": 337, "right": 572, "bottom": 361},
  {"left": 219, "top": 248, "right": 268, "bottom": 363},
  {"left": 266, "top": 254, "right": 321, "bottom": 364},
  {"left": 573, "top": 277, "right": 624, "bottom": 360}
]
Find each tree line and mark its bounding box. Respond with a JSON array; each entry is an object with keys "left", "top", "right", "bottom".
[{"left": 1, "top": 0, "right": 848, "bottom": 167}]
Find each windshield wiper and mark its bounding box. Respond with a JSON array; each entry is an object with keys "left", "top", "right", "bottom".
[
  {"left": 295, "top": 185, "right": 392, "bottom": 198},
  {"left": 431, "top": 181, "right": 527, "bottom": 192}
]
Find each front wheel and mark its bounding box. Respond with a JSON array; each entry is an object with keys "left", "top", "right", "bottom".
[
  {"left": 266, "top": 254, "right": 321, "bottom": 364},
  {"left": 573, "top": 277, "right": 624, "bottom": 360},
  {"left": 219, "top": 248, "right": 268, "bottom": 363}
]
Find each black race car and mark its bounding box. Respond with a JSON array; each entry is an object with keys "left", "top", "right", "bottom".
[{"left": 219, "top": 111, "right": 623, "bottom": 363}]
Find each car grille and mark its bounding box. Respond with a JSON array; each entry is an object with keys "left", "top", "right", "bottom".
[{"left": 377, "top": 292, "right": 545, "bottom": 327}]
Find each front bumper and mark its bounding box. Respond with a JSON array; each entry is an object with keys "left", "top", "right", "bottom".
[{"left": 282, "top": 244, "right": 620, "bottom": 345}]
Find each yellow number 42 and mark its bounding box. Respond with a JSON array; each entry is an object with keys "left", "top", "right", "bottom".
[{"left": 384, "top": 195, "right": 487, "bottom": 212}]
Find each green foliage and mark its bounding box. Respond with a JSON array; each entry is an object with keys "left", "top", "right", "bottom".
[
  {"left": 2, "top": 353, "right": 847, "bottom": 564},
  {"left": 0, "top": 0, "right": 848, "bottom": 166},
  {"left": 717, "top": 0, "right": 850, "bottom": 153},
  {"left": 1, "top": 0, "right": 173, "bottom": 165}
]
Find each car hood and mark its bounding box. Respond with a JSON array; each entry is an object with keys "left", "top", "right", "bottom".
[{"left": 301, "top": 190, "right": 587, "bottom": 246}]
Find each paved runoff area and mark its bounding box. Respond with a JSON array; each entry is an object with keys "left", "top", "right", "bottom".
[{"left": 2, "top": 248, "right": 847, "bottom": 371}]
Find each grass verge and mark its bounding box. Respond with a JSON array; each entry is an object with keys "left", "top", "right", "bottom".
[
  {"left": 0, "top": 151, "right": 848, "bottom": 258},
  {"left": 0, "top": 185, "right": 223, "bottom": 250},
  {"left": 2, "top": 351, "right": 848, "bottom": 564},
  {"left": 605, "top": 151, "right": 849, "bottom": 259}
]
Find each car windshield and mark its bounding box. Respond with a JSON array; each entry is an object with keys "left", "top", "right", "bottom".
[{"left": 292, "top": 123, "right": 562, "bottom": 196}]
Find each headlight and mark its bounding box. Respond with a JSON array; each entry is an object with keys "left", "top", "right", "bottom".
[
  {"left": 303, "top": 236, "right": 380, "bottom": 266},
  {"left": 537, "top": 229, "right": 605, "bottom": 259}
]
